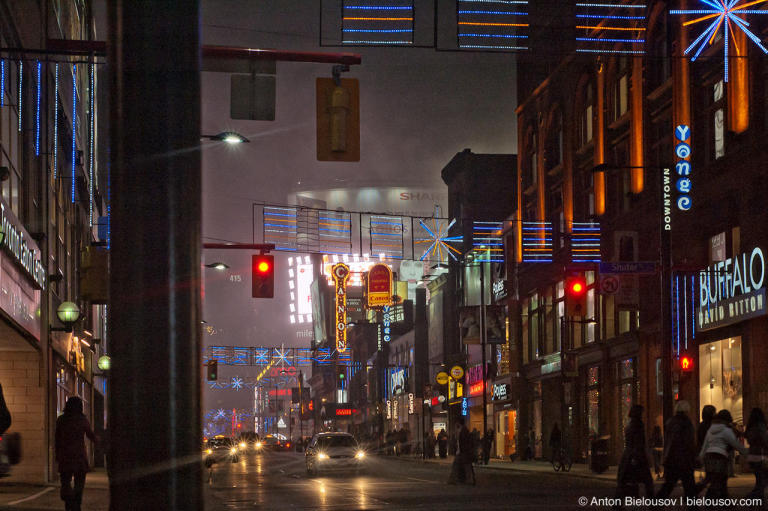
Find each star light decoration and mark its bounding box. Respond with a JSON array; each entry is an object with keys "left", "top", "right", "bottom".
[
  {"left": 414, "top": 218, "right": 462, "bottom": 261},
  {"left": 231, "top": 376, "right": 244, "bottom": 391},
  {"left": 671, "top": 0, "right": 768, "bottom": 82}
]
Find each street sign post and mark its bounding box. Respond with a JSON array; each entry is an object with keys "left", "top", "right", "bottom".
[{"left": 598, "top": 262, "right": 657, "bottom": 274}]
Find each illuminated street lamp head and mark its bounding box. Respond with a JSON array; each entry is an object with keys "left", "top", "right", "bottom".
[
  {"left": 57, "top": 301, "right": 80, "bottom": 324},
  {"left": 97, "top": 355, "right": 111, "bottom": 371},
  {"left": 207, "top": 131, "right": 249, "bottom": 144},
  {"left": 205, "top": 262, "right": 230, "bottom": 270}
]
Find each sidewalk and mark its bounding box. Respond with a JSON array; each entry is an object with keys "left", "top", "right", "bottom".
[
  {"left": 0, "top": 470, "right": 109, "bottom": 511},
  {"left": 391, "top": 455, "right": 757, "bottom": 490}
]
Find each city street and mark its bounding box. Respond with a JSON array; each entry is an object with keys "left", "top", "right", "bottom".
[{"left": 203, "top": 451, "right": 616, "bottom": 510}]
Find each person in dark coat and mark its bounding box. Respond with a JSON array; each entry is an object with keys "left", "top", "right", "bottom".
[
  {"left": 699, "top": 409, "right": 748, "bottom": 499},
  {"left": 437, "top": 428, "right": 448, "bottom": 458},
  {"left": 745, "top": 407, "right": 768, "bottom": 499},
  {"left": 697, "top": 405, "right": 716, "bottom": 451},
  {"left": 616, "top": 404, "right": 654, "bottom": 498},
  {"left": 549, "top": 423, "right": 562, "bottom": 463},
  {"left": 0, "top": 383, "right": 10, "bottom": 435},
  {"left": 482, "top": 429, "right": 494, "bottom": 465},
  {"left": 426, "top": 429, "right": 436, "bottom": 459},
  {"left": 650, "top": 425, "right": 663, "bottom": 479},
  {"left": 55, "top": 397, "right": 95, "bottom": 511},
  {"left": 656, "top": 400, "right": 697, "bottom": 498},
  {"left": 460, "top": 422, "right": 476, "bottom": 483}
]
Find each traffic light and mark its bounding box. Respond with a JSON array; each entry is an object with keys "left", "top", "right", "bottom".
[
  {"left": 679, "top": 353, "right": 694, "bottom": 373},
  {"left": 206, "top": 359, "right": 218, "bottom": 381},
  {"left": 252, "top": 254, "right": 274, "bottom": 298},
  {"left": 565, "top": 274, "right": 587, "bottom": 317}
]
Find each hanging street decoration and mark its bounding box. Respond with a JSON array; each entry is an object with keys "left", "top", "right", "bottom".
[
  {"left": 414, "top": 218, "right": 462, "bottom": 262},
  {"left": 671, "top": 0, "right": 768, "bottom": 82},
  {"left": 332, "top": 263, "right": 351, "bottom": 352}
]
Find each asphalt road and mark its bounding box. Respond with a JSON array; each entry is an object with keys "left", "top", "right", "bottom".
[{"left": 203, "top": 451, "right": 616, "bottom": 510}]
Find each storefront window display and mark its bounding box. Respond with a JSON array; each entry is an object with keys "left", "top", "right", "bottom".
[
  {"left": 617, "top": 358, "right": 636, "bottom": 441},
  {"left": 496, "top": 409, "right": 517, "bottom": 457},
  {"left": 699, "top": 337, "right": 743, "bottom": 425}
]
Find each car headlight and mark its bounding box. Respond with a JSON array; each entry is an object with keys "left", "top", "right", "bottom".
[
  {"left": 230, "top": 447, "right": 238, "bottom": 454},
  {"left": 239, "top": 442, "right": 246, "bottom": 449},
  {"left": 256, "top": 442, "right": 262, "bottom": 448},
  {"left": 356, "top": 451, "right": 365, "bottom": 459},
  {"left": 317, "top": 453, "right": 329, "bottom": 460},
  {"left": 206, "top": 449, "right": 212, "bottom": 455}
]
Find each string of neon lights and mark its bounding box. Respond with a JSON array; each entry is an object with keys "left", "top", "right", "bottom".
[
  {"left": 570, "top": 222, "right": 601, "bottom": 263},
  {"left": 671, "top": 0, "right": 768, "bottom": 83},
  {"left": 0, "top": 60, "right": 4, "bottom": 108},
  {"left": 89, "top": 63, "right": 95, "bottom": 226},
  {"left": 521, "top": 221, "right": 553, "bottom": 263},
  {"left": 17, "top": 60, "right": 22, "bottom": 132},
  {"left": 341, "top": 0, "right": 414, "bottom": 46},
  {"left": 35, "top": 61, "right": 40, "bottom": 156},
  {"left": 71, "top": 64, "right": 77, "bottom": 203},
  {"left": 53, "top": 63, "right": 58, "bottom": 178},
  {"left": 458, "top": 0, "right": 529, "bottom": 51},
  {"left": 575, "top": 1, "right": 646, "bottom": 54}
]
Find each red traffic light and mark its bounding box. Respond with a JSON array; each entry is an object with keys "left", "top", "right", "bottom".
[
  {"left": 568, "top": 279, "right": 585, "bottom": 295},
  {"left": 680, "top": 354, "right": 694, "bottom": 372},
  {"left": 565, "top": 275, "right": 587, "bottom": 316},
  {"left": 252, "top": 254, "right": 275, "bottom": 298}
]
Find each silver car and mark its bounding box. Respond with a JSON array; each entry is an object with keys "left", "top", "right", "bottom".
[{"left": 305, "top": 432, "right": 366, "bottom": 475}]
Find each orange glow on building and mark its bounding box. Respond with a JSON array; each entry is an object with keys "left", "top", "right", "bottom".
[
  {"left": 594, "top": 62, "right": 606, "bottom": 216},
  {"left": 728, "top": 29, "right": 749, "bottom": 134},
  {"left": 674, "top": 24, "right": 691, "bottom": 156},
  {"left": 630, "top": 57, "right": 644, "bottom": 193}
]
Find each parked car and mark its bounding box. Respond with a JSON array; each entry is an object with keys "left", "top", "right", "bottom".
[{"left": 305, "top": 432, "right": 366, "bottom": 476}]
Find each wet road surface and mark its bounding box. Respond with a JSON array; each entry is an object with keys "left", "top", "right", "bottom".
[{"left": 204, "top": 451, "right": 616, "bottom": 510}]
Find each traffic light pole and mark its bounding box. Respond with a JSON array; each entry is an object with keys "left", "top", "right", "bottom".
[
  {"left": 108, "top": 2, "right": 202, "bottom": 509},
  {"left": 660, "top": 167, "right": 674, "bottom": 424}
]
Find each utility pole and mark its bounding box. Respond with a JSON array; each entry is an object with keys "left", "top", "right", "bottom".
[
  {"left": 108, "top": 1, "right": 201, "bottom": 510},
  {"left": 480, "top": 261, "right": 488, "bottom": 436},
  {"left": 660, "top": 167, "right": 674, "bottom": 424}
]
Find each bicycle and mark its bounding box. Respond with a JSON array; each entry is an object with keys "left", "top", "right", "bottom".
[{"left": 552, "top": 448, "right": 573, "bottom": 472}]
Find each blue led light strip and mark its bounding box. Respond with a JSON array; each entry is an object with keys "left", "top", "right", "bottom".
[
  {"left": 341, "top": 0, "right": 414, "bottom": 46},
  {"left": 71, "top": 64, "right": 77, "bottom": 203},
  {"left": 0, "top": 60, "right": 4, "bottom": 107},
  {"left": 53, "top": 63, "right": 59, "bottom": 178},
  {"left": 521, "top": 221, "right": 553, "bottom": 262},
  {"left": 575, "top": 1, "right": 646, "bottom": 55},
  {"left": 35, "top": 61, "right": 41, "bottom": 156},
  {"left": 17, "top": 61, "right": 22, "bottom": 132},
  {"left": 89, "top": 63, "right": 95, "bottom": 226},
  {"left": 458, "top": 0, "right": 529, "bottom": 51}
]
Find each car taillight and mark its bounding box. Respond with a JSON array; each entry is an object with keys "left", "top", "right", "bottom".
[{"left": 286, "top": 442, "right": 290, "bottom": 448}]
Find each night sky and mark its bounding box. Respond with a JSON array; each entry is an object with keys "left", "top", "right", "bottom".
[{"left": 193, "top": 1, "right": 519, "bottom": 420}]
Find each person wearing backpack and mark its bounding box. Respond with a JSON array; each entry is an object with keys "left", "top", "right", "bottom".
[{"left": 698, "top": 409, "right": 748, "bottom": 498}]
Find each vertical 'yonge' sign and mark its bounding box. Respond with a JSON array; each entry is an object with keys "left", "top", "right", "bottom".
[
  {"left": 332, "top": 263, "right": 351, "bottom": 352},
  {"left": 675, "top": 125, "right": 692, "bottom": 211},
  {"left": 662, "top": 168, "right": 672, "bottom": 231}
]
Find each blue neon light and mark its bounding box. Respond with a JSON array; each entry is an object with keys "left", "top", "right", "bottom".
[
  {"left": 17, "top": 61, "right": 22, "bottom": 132},
  {"left": 458, "top": 10, "right": 526, "bottom": 14},
  {"left": 457, "top": 45, "right": 529, "bottom": 49},
  {"left": 35, "top": 61, "right": 40, "bottom": 156},
  {"left": 72, "top": 64, "right": 76, "bottom": 203},
  {"left": 89, "top": 63, "right": 95, "bottom": 226},
  {"left": 343, "top": 29, "right": 412, "bottom": 32},
  {"left": 690, "top": 276, "right": 696, "bottom": 340},
  {"left": 576, "top": 37, "right": 643, "bottom": 43},
  {"left": 576, "top": 14, "right": 645, "bottom": 19},
  {"left": 576, "top": 2, "right": 645, "bottom": 7},
  {"left": 0, "top": 60, "right": 4, "bottom": 107},
  {"left": 575, "top": 49, "right": 644, "bottom": 54},
  {"left": 342, "top": 40, "right": 412, "bottom": 45},
  {"left": 345, "top": 5, "right": 412, "bottom": 9}
]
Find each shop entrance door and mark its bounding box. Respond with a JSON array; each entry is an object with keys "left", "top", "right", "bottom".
[{"left": 699, "top": 337, "right": 743, "bottom": 424}]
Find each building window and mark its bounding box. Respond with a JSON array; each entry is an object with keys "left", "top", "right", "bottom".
[
  {"left": 529, "top": 132, "right": 538, "bottom": 186},
  {"left": 617, "top": 358, "right": 637, "bottom": 442},
  {"left": 579, "top": 84, "right": 594, "bottom": 148},
  {"left": 521, "top": 298, "right": 530, "bottom": 363},
  {"left": 713, "top": 80, "right": 725, "bottom": 159},
  {"left": 555, "top": 281, "right": 564, "bottom": 352},
  {"left": 612, "top": 59, "right": 630, "bottom": 121}
]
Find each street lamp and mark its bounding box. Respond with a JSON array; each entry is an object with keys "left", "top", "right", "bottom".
[
  {"left": 591, "top": 163, "right": 674, "bottom": 423},
  {"left": 52, "top": 301, "right": 81, "bottom": 332},
  {"left": 200, "top": 131, "right": 250, "bottom": 144}
]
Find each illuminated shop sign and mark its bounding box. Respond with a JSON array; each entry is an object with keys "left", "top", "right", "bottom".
[
  {"left": 662, "top": 168, "right": 672, "bottom": 231},
  {"left": 367, "top": 263, "right": 393, "bottom": 307},
  {"left": 386, "top": 399, "right": 391, "bottom": 419},
  {"left": 408, "top": 393, "right": 414, "bottom": 415},
  {"left": 491, "top": 383, "right": 510, "bottom": 401},
  {"left": 0, "top": 201, "right": 46, "bottom": 289},
  {"left": 382, "top": 305, "right": 392, "bottom": 342},
  {"left": 335, "top": 408, "right": 356, "bottom": 416},
  {"left": 469, "top": 382, "right": 484, "bottom": 396},
  {"left": 332, "top": 263, "right": 351, "bottom": 352},
  {"left": 466, "top": 364, "right": 486, "bottom": 386},
  {"left": 674, "top": 125, "right": 692, "bottom": 212},
  {"left": 697, "top": 247, "right": 766, "bottom": 331},
  {"left": 461, "top": 398, "right": 468, "bottom": 416},
  {"left": 391, "top": 368, "right": 405, "bottom": 395}
]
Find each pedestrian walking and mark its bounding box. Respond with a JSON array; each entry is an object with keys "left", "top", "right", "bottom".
[
  {"left": 697, "top": 405, "right": 717, "bottom": 451},
  {"left": 549, "top": 423, "right": 562, "bottom": 464},
  {"left": 698, "top": 409, "right": 748, "bottom": 499},
  {"left": 656, "top": 400, "right": 697, "bottom": 499},
  {"left": 470, "top": 428, "right": 480, "bottom": 464},
  {"left": 745, "top": 407, "right": 768, "bottom": 499},
  {"left": 438, "top": 428, "right": 448, "bottom": 458},
  {"left": 650, "top": 425, "right": 663, "bottom": 480},
  {"left": 525, "top": 429, "right": 535, "bottom": 460},
  {"left": 426, "top": 429, "right": 437, "bottom": 459},
  {"left": 0, "top": 383, "right": 10, "bottom": 435},
  {"left": 482, "top": 429, "right": 494, "bottom": 465},
  {"left": 447, "top": 418, "right": 475, "bottom": 485},
  {"left": 616, "top": 404, "right": 654, "bottom": 499},
  {"left": 55, "top": 397, "right": 96, "bottom": 511}
]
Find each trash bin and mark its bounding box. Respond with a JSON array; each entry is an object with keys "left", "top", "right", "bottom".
[{"left": 590, "top": 436, "right": 609, "bottom": 474}]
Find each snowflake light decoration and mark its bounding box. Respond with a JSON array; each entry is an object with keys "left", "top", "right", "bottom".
[
  {"left": 231, "top": 377, "right": 244, "bottom": 391},
  {"left": 414, "top": 218, "right": 462, "bottom": 261},
  {"left": 671, "top": 0, "right": 768, "bottom": 82},
  {"left": 213, "top": 408, "right": 226, "bottom": 421}
]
